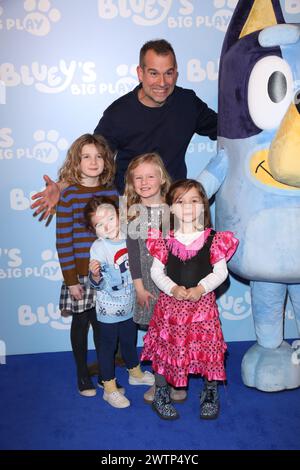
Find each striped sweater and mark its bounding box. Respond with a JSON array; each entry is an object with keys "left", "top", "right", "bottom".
[{"left": 56, "top": 184, "right": 119, "bottom": 286}]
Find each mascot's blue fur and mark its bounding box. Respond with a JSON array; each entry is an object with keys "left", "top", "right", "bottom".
[{"left": 199, "top": 0, "right": 300, "bottom": 391}]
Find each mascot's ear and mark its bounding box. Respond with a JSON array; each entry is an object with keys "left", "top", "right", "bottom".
[{"left": 223, "top": 0, "right": 285, "bottom": 53}]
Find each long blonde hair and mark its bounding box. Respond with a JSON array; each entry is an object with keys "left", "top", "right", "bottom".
[
  {"left": 124, "top": 152, "right": 171, "bottom": 220},
  {"left": 58, "top": 134, "right": 115, "bottom": 186}
]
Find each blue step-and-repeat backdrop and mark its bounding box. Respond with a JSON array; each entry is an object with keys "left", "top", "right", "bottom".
[{"left": 1, "top": 0, "right": 299, "bottom": 356}]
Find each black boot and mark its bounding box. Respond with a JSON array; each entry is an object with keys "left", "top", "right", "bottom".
[
  {"left": 200, "top": 379, "right": 220, "bottom": 420},
  {"left": 152, "top": 385, "right": 179, "bottom": 420}
]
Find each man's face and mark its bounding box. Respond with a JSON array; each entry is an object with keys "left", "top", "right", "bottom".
[{"left": 137, "top": 50, "right": 178, "bottom": 107}]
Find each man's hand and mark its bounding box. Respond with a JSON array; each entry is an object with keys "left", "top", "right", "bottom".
[
  {"left": 171, "top": 285, "right": 187, "bottom": 301},
  {"left": 69, "top": 284, "right": 84, "bottom": 300},
  {"left": 31, "top": 175, "right": 61, "bottom": 225}
]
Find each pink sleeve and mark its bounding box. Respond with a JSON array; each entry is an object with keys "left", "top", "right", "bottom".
[
  {"left": 146, "top": 229, "right": 168, "bottom": 265},
  {"left": 210, "top": 231, "right": 239, "bottom": 265}
]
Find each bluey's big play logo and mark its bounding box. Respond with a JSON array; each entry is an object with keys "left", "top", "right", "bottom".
[
  {"left": 187, "top": 137, "right": 217, "bottom": 155},
  {"left": 18, "top": 303, "right": 71, "bottom": 329},
  {"left": 187, "top": 58, "right": 219, "bottom": 83},
  {"left": 218, "top": 291, "right": 297, "bottom": 322},
  {"left": 0, "top": 60, "right": 88, "bottom": 94},
  {"left": 219, "top": 291, "right": 252, "bottom": 321},
  {"left": 168, "top": 0, "right": 238, "bottom": 31},
  {"left": 98, "top": 0, "right": 172, "bottom": 26},
  {"left": 97, "top": 0, "right": 238, "bottom": 31},
  {"left": 0, "top": 61, "right": 137, "bottom": 96},
  {"left": 71, "top": 63, "right": 138, "bottom": 96},
  {"left": 0, "top": 0, "right": 61, "bottom": 36},
  {"left": 0, "top": 128, "right": 68, "bottom": 162},
  {"left": 0, "top": 248, "right": 62, "bottom": 281}
]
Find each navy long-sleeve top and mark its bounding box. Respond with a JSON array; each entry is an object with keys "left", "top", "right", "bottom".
[{"left": 94, "top": 85, "right": 217, "bottom": 193}]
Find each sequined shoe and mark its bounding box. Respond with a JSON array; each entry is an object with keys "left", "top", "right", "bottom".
[
  {"left": 200, "top": 380, "right": 220, "bottom": 420},
  {"left": 152, "top": 385, "right": 179, "bottom": 420}
]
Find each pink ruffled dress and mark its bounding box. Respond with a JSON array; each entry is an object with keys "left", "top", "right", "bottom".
[{"left": 140, "top": 229, "right": 238, "bottom": 387}]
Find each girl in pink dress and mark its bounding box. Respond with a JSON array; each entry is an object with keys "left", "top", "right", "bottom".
[{"left": 141, "top": 179, "right": 238, "bottom": 420}]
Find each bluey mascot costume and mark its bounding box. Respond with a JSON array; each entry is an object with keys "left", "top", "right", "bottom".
[{"left": 199, "top": 0, "right": 300, "bottom": 391}]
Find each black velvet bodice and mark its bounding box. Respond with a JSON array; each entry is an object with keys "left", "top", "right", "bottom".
[{"left": 166, "top": 232, "right": 215, "bottom": 289}]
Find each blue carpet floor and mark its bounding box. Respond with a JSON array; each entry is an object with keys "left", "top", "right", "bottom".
[{"left": 0, "top": 341, "right": 299, "bottom": 450}]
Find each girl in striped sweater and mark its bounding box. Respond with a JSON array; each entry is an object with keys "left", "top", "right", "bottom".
[{"left": 56, "top": 134, "right": 118, "bottom": 397}]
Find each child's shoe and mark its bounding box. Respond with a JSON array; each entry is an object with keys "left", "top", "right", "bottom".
[
  {"left": 78, "top": 376, "right": 96, "bottom": 397},
  {"left": 144, "top": 385, "right": 187, "bottom": 403},
  {"left": 143, "top": 384, "right": 156, "bottom": 403},
  {"left": 200, "top": 380, "right": 219, "bottom": 420},
  {"left": 128, "top": 369, "right": 155, "bottom": 386},
  {"left": 170, "top": 386, "right": 187, "bottom": 403},
  {"left": 97, "top": 379, "right": 125, "bottom": 395},
  {"left": 152, "top": 385, "right": 179, "bottom": 420},
  {"left": 103, "top": 390, "right": 130, "bottom": 408}
]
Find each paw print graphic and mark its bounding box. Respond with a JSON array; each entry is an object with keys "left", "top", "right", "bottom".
[
  {"left": 40, "top": 249, "right": 62, "bottom": 281},
  {"left": 32, "top": 130, "right": 68, "bottom": 164},
  {"left": 23, "top": 0, "right": 61, "bottom": 36},
  {"left": 213, "top": 0, "right": 238, "bottom": 32},
  {"left": 115, "top": 64, "right": 138, "bottom": 96}
]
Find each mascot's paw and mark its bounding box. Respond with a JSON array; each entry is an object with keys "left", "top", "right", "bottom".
[{"left": 241, "top": 341, "right": 300, "bottom": 392}]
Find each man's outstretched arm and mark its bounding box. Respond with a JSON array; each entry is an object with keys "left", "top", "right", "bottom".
[{"left": 31, "top": 175, "right": 69, "bottom": 223}]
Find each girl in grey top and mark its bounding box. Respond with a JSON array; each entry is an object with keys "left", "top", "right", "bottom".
[{"left": 124, "top": 153, "right": 171, "bottom": 328}]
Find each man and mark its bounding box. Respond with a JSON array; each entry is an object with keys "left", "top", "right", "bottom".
[
  {"left": 94, "top": 39, "right": 217, "bottom": 194},
  {"left": 31, "top": 39, "right": 217, "bottom": 215}
]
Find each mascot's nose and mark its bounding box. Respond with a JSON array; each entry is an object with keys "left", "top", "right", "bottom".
[{"left": 268, "top": 91, "right": 300, "bottom": 187}]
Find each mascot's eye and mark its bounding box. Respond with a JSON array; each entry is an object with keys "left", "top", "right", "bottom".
[
  {"left": 248, "top": 55, "right": 293, "bottom": 130},
  {"left": 268, "top": 71, "right": 287, "bottom": 103},
  {"left": 125, "top": 260, "right": 129, "bottom": 269}
]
